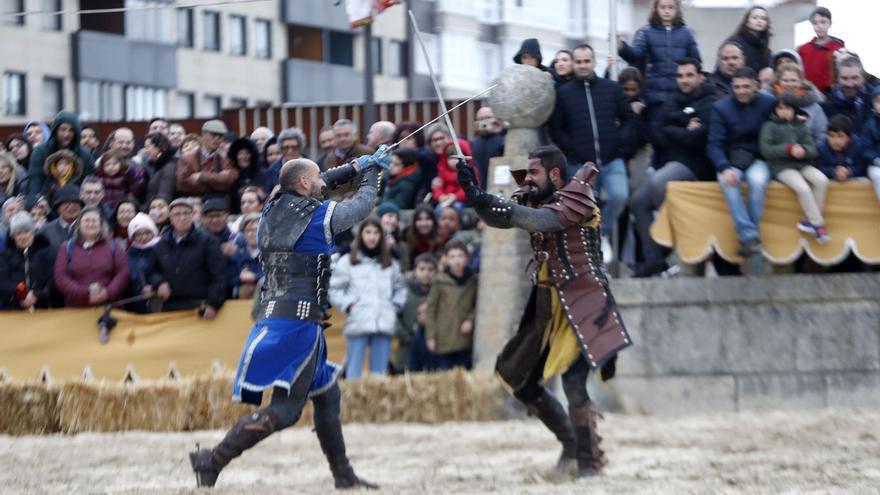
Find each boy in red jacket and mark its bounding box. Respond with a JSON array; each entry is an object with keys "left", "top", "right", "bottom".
[{"left": 797, "top": 7, "right": 844, "bottom": 94}]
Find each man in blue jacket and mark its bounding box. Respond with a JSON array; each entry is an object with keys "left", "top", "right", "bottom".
[
  {"left": 548, "top": 43, "right": 635, "bottom": 261},
  {"left": 707, "top": 66, "right": 775, "bottom": 262}
]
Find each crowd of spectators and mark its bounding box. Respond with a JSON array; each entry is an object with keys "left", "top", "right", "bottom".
[
  {"left": 513, "top": 2, "right": 879, "bottom": 276},
  {"left": 1, "top": 2, "right": 878, "bottom": 375}
]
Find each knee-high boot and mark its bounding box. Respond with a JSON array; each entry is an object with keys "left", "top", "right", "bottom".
[
  {"left": 569, "top": 400, "right": 606, "bottom": 478},
  {"left": 526, "top": 388, "right": 577, "bottom": 466},
  {"left": 313, "top": 383, "right": 378, "bottom": 490},
  {"left": 189, "top": 409, "right": 278, "bottom": 488}
]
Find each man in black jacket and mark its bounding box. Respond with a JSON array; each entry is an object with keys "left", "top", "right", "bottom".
[
  {"left": 548, "top": 43, "right": 634, "bottom": 259},
  {"left": 145, "top": 198, "right": 226, "bottom": 315},
  {"left": 709, "top": 42, "right": 746, "bottom": 99},
  {"left": 630, "top": 58, "right": 716, "bottom": 277}
]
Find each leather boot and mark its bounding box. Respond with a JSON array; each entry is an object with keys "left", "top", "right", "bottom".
[
  {"left": 569, "top": 400, "right": 606, "bottom": 478},
  {"left": 527, "top": 389, "right": 577, "bottom": 470},
  {"left": 189, "top": 410, "right": 277, "bottom": 488},
  {"left": 314, "top": 414, "right": 378, "bottom": 490}
]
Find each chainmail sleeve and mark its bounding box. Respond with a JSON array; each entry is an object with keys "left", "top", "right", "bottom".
[
  {"left": 473, "top": 192, "right": 565, "bottom": 232},
  {"left": 328, "top": 166, "right": 381, "bottom": 235}
]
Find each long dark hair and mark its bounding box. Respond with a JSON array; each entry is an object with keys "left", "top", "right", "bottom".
[
  {"left": 406, "top": 203, "right": 440, "bottom": 253},
  {"left": 733, "top": 6, "right": 772, "bottom": 46},
  {"left": 349, "top": 216, "right": 391, "bottom": 268},
  {"left": 648, "top": 0, "right": 684, "bottom": 27},
  {"left": 146, "top": 132, "right": 175, "bottom": 170}
]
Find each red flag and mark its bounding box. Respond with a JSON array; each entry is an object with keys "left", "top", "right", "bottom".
[{"left": 346, "top": 0, "right": 400, "bottom": 28}]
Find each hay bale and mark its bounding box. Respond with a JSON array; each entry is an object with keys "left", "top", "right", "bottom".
[
  {"left": 188, "top": 373, "right": 258, "bottom": 430},
  {"left": 0, "top": 382, "right": 59, "bottom": 435},
  {"left": 57, "top": 381, "right": 127, "bottom": 433},
  {"left": 121, "top": 379, "right": 193, "bottom": 431},
  {"left": 339, "top": 369, "right": 502, "bottom": 424}
]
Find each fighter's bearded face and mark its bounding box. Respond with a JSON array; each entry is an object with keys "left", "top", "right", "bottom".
[
  {"left": 303, "top": 162, "right": 326, "bottom": 200},
  {"left": 523, "top": 158, "right": 555, "bottom": 203}
]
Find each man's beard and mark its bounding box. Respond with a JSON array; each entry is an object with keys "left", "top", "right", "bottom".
[
  {"left": 311, "top": 183, "right": 325, "bottom": 200},
  {"left": 525, "top": 182, "right": 555, "bottom": 204}
]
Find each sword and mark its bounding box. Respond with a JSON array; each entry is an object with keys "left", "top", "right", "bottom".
[{"left": 407, "top": 9, "right": 468, "bottom": 161}]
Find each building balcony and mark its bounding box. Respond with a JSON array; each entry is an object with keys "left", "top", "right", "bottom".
[
  {"left": 282, "top": 0, "right": 349, "bottom": 30},
  {"left": 283, "top": 58, "right": 364, "bottom": 104},
  {"left": 73, "top": 30, "right": 176, "bottom": 88}
]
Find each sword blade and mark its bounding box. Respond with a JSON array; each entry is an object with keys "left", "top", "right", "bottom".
[
  {"left": 385, "top": 84, "right": 496, "bottom": 154},
  {"left": 408, "top": 9, "right": 465, "bottom": 159}
]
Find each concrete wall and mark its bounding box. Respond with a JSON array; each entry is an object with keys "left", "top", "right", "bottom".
[{"left": 607, "top": 274, "right": 880, "bottom": 415}]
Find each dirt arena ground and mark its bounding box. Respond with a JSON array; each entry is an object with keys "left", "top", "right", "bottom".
[{"left": 2, "top": 407, "right": 879, "bottom": 495}]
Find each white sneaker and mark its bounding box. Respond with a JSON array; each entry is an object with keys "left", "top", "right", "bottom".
[{"left": 601, "top": 235, "right": 613, "bottom": 265}]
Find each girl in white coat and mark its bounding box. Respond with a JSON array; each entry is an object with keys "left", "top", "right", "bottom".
[{"left": 329, "top": 217, "right": 407, "bottom": 378}]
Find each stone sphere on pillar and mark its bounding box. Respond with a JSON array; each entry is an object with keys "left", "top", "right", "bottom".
[{"left": 487, "top": 65, "right": 556, "bottom": 130}]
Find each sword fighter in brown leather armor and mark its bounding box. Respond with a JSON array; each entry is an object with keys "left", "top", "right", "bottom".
[{"left": 457, "top": 145, "right": 632, "bottom": 478}]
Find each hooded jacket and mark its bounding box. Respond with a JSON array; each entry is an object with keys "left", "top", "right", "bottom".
[
  {"left": 618, "top": 22, "right": 701, "bottom": 106},
  {"left": 27, "top": 111, "right": 95, "bottom": 195},
  {"left": 228, "top": 138, "right": 271, "bottom": 208},
  {"left": 513, "top": 38, "right": 549, "bottom": 72},
  {"left": 762, "top": 81, "right": 828, "bottom": 143},
  {"left": 549, "top": 74, "right": 635, "bottom": 166},
  {"left": 651, "top": 79, "right": 717, "bottom": 180},
  {"left": 41, "top": 149, "right": 84, "bottom": 203},
  {"left": 424, "top": 269, "right": 477, "bottom": 354},
  {"left": 432, "top": 139, "right": 477, "bottom": 203},
  {"left": 759, "top": 114, "right": 818, "bottom": 176}
]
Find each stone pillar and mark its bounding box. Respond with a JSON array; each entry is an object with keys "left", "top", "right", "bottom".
[{"left": 473, "top": 65, "right": 555, "bottom": 370}]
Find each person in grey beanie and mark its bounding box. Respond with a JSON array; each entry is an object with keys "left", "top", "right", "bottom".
[{"left": 0, "top": 211, "right": 53, "bottom": 310}]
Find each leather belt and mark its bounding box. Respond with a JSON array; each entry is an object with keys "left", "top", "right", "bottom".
[{"left": 259, "top": 299, "right": 325, "bottom": 323}]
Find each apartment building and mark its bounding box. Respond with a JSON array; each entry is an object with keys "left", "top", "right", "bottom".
[{"left": 0, "top": 0, "right": 409, "bottom": 124}]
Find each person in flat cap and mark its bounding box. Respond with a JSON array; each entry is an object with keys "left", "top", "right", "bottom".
[
  {"left": 39, "top": 184, "right": 84, "bottom": 269},
  {"left": 176, "top": 119, "right": 239, "bottom": 199},
  {"left": 200, "top": 197, "right": 236, "bottom": 257},
  {"left": 144, "top": 193, "right": 227, "bottom": 315}
]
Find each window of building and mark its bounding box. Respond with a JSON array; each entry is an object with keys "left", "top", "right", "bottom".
[
  {"left": 42, "top": 77, "right": 63, "bottom": 119},
  {"left": 1, "top": 0, "right": 24, "bottom": 26},
  {"left": 126, "top": 0, "right": 174, "bottom": 43},
  {"left": 413, "top": 33, "right": 438, "bottom": 76},
  {"left": 41, "top": 0, "right": 62, "bottom": 30},
  {"left": 288, "top": 24, "right": 322, "bottom": 62},
  {"left": 176, "top": 7, "right": 194, "bottom": 47},
  {"left": 388, "top": 40, "right": 406, "bottom": 77},
  {"left": 174, "top": 92, "right": 195, "bottom": 118},
  {"left": 124, "top": 85, "right": 166, "bottom": 121},
  {"left": 203, "top": 11, "right": 221, "bottom": 51},
  {"left": 254, "top": 19, "right": 271, "bottom": 59},
  {"left": 370, "top": 37, "right": 383, "bottom": 74},
  {"left": 229, "top": 14, "right": 246, "bottom": 55},
  {"left": 328, "top": 31, "right": 354, "bottom": 66},
  {"left": 229, "top": 97, "right": 247, "bottom": 108},
  {"left": 201, "top": 94, "right": 222, "bottom": 117},
  {"left": 77, "top": 80, "right": 124, "bottom": 122},
  {"left": 3, "top": 72, "right": 26, "bottom": 116}
]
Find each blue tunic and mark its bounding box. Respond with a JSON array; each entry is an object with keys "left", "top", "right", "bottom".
[{"left": 232, "top": 200, "right": 341, "bottom": 405}]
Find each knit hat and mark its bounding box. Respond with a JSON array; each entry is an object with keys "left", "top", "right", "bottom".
[
  {"left": 127, "top": 212, "right": 159, "bottom": 238},
  {"left": 376, "top": 201, "right": 400, "bottom": 218},
  {"left": 9, "top": 211, "right": 35, "bottom": 234},
  {"left": 51, "top": 184, "right": 84, "bottom": 209}
]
